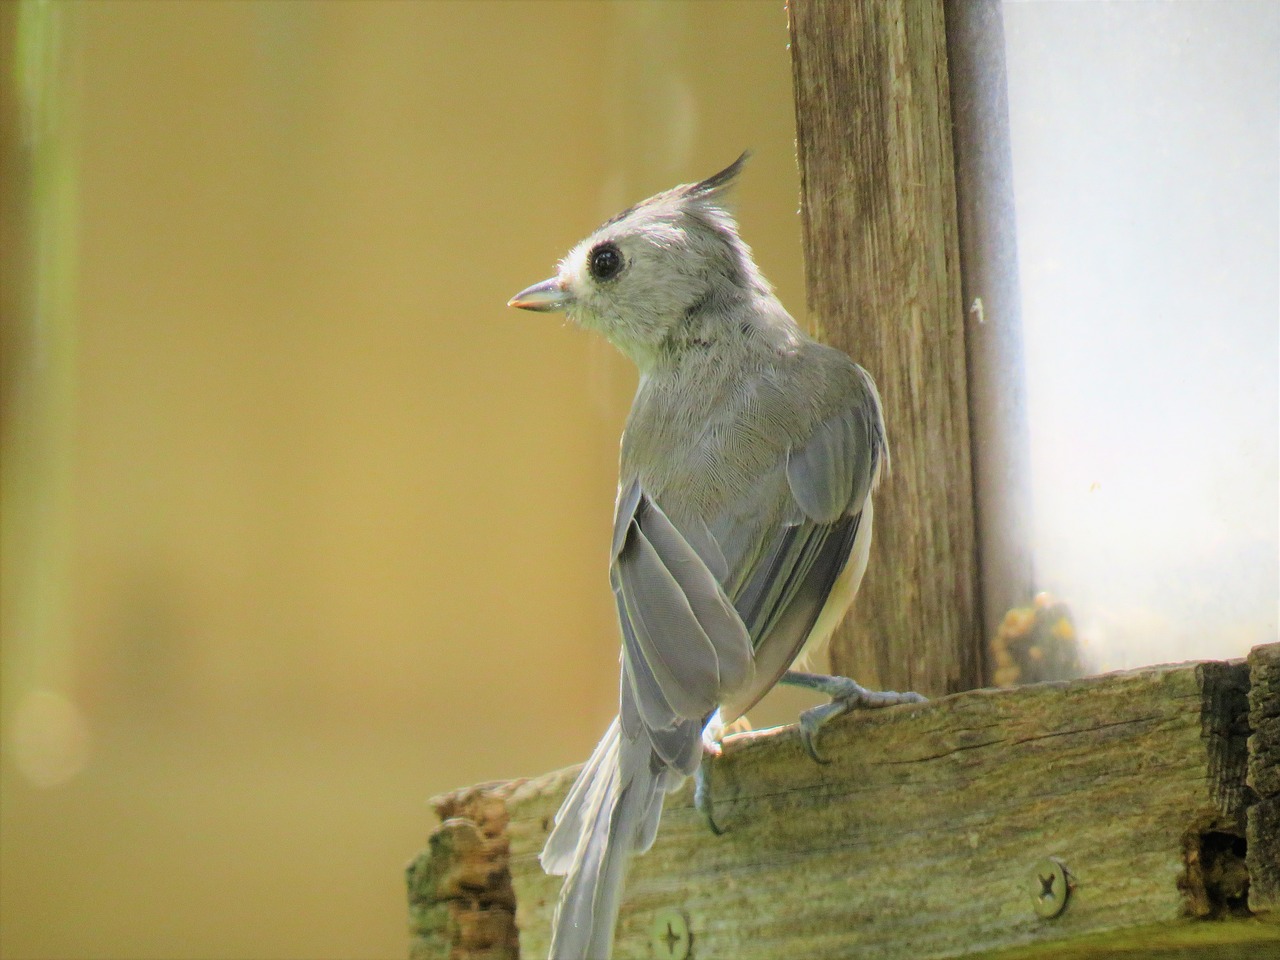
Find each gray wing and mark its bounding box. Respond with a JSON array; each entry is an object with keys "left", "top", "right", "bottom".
[
  {"left": 611, "top": 399, "right": 883, "bottom": 753},
  {"left": 611, "top": 481, "right": 754, "bottom": 774},
  {"left": 723, "top": 400, "right": 881, "bottom": 711}
]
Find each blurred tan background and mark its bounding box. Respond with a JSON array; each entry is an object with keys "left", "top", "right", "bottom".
[{"left": 0, "top": 2, "right": 813, "bottom": 958}]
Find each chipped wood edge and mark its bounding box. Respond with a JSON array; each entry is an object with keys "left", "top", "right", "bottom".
[{"left": 1248, "top": 642, "right": 1280, "bottom": 915}]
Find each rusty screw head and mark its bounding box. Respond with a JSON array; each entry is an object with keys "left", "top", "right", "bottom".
[
  {"left": 650, "top": 909, "right": 690, "bottom": 959},
  {"left": 1032, "top": 857, "right": 1070, "bottom": 918}
]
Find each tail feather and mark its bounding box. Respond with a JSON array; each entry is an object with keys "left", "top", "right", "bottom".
[
  {"left": 544, "top": 719, "right": 667, "bottom": 960},
  {"left": 633, "top": 773, "right": 668, "bottom": 855},
  {"left": 541, "top": 719, "right": 621, "bottom": 876}
]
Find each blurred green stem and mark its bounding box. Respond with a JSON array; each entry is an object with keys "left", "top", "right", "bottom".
[{"left": 1, "top": 0, "right": 80, "bottom": 718}]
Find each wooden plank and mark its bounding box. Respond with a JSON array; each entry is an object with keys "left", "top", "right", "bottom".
[
  {"left": 788, "top": 0, "right": 983, "bottom": 695},
  {"left": 1248, "top": 641, "right": 1280, "bottom": 915},
  {"left": 407, "top": 645, "right": 1279, "bottom": 959},
  {"left": 943, "top": 0, "right": 1037, "bottom": 655}
]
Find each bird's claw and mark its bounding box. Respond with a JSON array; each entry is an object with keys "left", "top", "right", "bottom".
[
  {"left": 694, "top": 761, "right": 725, "bottom": 835},
  {"left": 784, "top": 671, "right": 926, "bottom": 764},
  {"left": 694, "top": 711, "right": 727, "bottom": 834},
  {"left": 798, "top": 700, "right": 845, "bottom": 764}
]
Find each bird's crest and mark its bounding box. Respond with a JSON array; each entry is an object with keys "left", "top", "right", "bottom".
[
  {"left": 597, "top": 152, "right": 750, "bottom": 233},
  {"left": 682, "top": 150, "right": 750, "bottom": 201}
]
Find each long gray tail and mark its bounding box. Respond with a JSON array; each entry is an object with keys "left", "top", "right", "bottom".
[{"left": 540, "top": 718, "right": 669, "bottom": 960}]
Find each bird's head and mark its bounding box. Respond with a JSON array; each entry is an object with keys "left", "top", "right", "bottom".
[{"left": 509, "top": 153, "right": 767, "bottom": 369}]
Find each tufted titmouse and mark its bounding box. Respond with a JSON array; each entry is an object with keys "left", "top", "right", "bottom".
[{"left": 509, "top": 154, "right": 922, "bottom": 959}]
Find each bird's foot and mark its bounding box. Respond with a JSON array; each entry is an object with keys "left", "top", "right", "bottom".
[
  {"left": 781, "top": 670, "right": 926, "bottom": 764},
  {"left": 693, "top": 711, "right": 752, "bottom": 834},
  {"left": 695, "top": 711, "right": 726, "bottom": 834},
  {"left": 693, "top": 762, "right": 724, "bottom": 835}
]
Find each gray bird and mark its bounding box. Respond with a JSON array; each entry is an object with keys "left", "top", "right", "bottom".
[{"left": 509, "top": 154, "right": 922, "bottom": 960}]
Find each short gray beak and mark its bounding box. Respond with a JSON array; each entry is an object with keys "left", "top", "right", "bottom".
[{"left": 508, "top": 277, "right": 571, "bottom": 312}]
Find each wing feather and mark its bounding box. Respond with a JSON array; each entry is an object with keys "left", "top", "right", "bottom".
[
  {"left": 617, "top": 523, "right": 720, "bottom": 717},
  {"left": 786, "top": 405, "right": 875, "bottom": 524},
  {"left": 635, "top": 499, "right": 753, "bottom": 692}
]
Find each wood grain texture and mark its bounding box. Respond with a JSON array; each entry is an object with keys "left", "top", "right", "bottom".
[
  {"left": 408, "top": 646, "right": 1279, "bottom": 959},
  {"left": 788, "top": 0, "right": 983, "bottom": 695},
  {"left": 1248, "top": 642, "right": 1279, "bottom": 915}
]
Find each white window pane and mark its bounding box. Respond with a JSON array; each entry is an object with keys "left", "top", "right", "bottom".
[{"left": 1003, "top": 0, "right": 1279, "bottom": 670}]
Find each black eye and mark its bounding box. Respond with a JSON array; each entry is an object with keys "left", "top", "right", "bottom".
[{"left": 588, "top": 243, "right": 623, "bottom": 281}]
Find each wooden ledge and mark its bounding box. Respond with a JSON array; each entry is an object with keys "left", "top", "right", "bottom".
[{"left": 408, "top": 644, "right": 1279, "bottom": 959}]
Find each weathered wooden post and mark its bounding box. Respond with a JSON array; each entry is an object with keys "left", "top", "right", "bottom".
[{"left": 789, "top": 0, "right": 984, "bottom": 696}]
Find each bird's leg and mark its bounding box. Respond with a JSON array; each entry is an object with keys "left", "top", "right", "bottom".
[
  {"left": 781, "top": 670, "right": 926, "bottom": 764},
  {"left": 694, "top": 710, "right": 726, "bottom": 835}
]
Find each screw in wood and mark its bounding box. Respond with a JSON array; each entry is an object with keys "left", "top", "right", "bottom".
[
  {"left": 1032, "top": 857, "right": 1071, "bottom": 918},
  {"left": 650, "top": 909, "right": 691, "bottom": 959}
]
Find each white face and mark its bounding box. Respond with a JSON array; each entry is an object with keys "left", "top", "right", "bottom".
[
  {"left": 509, "top": 156, "right": 756, "bottom": 369},
  {"left": 552, "top": 201, "right": 749, "bottom": 369}
]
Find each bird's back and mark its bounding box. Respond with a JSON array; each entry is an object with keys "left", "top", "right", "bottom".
[
  {"left": 623, "top": 313, "right": 864, "bottom": 503},
  {"left": 619, "top": 316, "right": 884, "bottom": 715}
]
